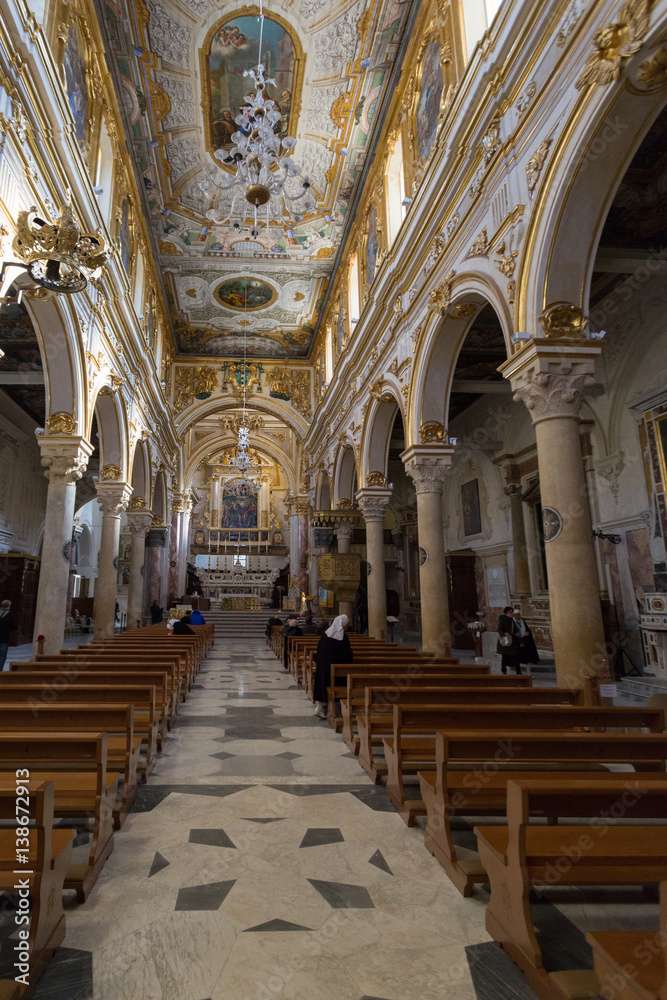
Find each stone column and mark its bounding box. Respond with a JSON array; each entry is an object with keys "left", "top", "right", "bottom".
[
  {"left": 402, "top": 446, "right": 454, "bottom": 656},
  {"left": 94, "top": 482, "right": 132, "bottom": 639},
  {"left": 296, "top": 499, "right": 311, "bottom": 597},
  {"left": 335, "top": 523, "right": 354, "bottom": 554},
  {"left": 504, "top": 483, "right": 531, "bottom": 598},
  {"left": 125, "top": 508, "right": 154, "bottom": 629},
  {"left": 356, "top": 489, "right": 392, "bottom": 639},
  {"left": 66, "top": 523, "right": 83, "bottom": 615},
  {"left": 210, "top": 476, "right": 221, "bottom": 529},
  {"left": 500, "top": 337, "right": 604, "bottom": 694},
  {"left": 177, "top": 503, "right": 192, "bottom": 598},
  {"left": 32, "top": 437, "right": 93, "bottom": 655},
  {"left": 145, "top": 526, "right": 169, "bottom": 612},
  {"left": 167, "top": 506, "right": 181, "bottom": 600}
]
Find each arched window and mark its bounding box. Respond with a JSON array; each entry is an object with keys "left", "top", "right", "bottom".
[
  {"left": 386, "top": 135, "right": 406, "bottom": 247},
  {"left": 348, "top": 254, "right": 360, "bottom": 325},
  {"left": 461, "top": 0, "right": 504, "bottom": 62}
]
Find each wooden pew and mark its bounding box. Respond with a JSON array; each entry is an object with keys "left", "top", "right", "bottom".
[
  {"left": 421, "top": 730, "right": 667, "bottom": 896},
  {"left": 0, "top": 734, "right": 117, "bottom": 901},
  {"left": 341, "top": 673, "right": 533, "bottom": 751},
  {"left": 40, "top": 649, "right": 187, "bottom": 705},
  {"left": 0, "top": 682, "right": 159, "bottom": 768},
  {"left": 476, "top": 778, "right": 667, "bottom": 1000},
  {"left": 382, "top": 704, "right": 666, "bottom": 823},
  {"left": 85, "top": 638, "right": 198, "bottom": 688},
  {"left": 0, "top": 779, "right": 74, "bottom": 999},
  {"left": 4, "top": 665, "right": 175, "bottom": 739},
  {"left": 289, "top": 636, "right": 405, "bottom": 683},
  {"left": 306, "top": 650, "right": 472, "bottom": 701},
  {"left": 318, "top": 656, "right": 488, "bottom": 713},
  {"left": 586, "top": 881, "right": 667, "bottom": 1000},
  {"left": 0, "top": 704, "right": 139, "bottom": 828},
  {"left": 348, "top": 684, "right": 581, "bottom": 755}
]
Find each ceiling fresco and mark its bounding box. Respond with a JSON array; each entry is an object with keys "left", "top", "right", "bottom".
[{"left": 99, "top": 0, "right": 410, "bottom": 358}]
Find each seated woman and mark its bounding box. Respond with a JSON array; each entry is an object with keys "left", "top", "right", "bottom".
[
  {"left": 170, "top": 615, "right": 195, "bottom": 635},
  {"left": 312, "top": 614, "right": 353, "bottom": 720}
]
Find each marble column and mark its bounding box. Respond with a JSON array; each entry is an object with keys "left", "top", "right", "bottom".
[
  {"left": 210, "top": 476, "right": 221, "bottom": 529},
  {"left": 402, "top": 446, "right": 454, "bottom": 656},
  {"left": 125, "top": 509, "right": 154, "bottom": 629},
  {"left": 504, "top": 482, "right": 531, "bottom": 598},
  {"left": 296, "top": 499, "right": 311, "bottom": 597},
  {"left": 32, "top": 437, "right": 93, "bottom": 655},
  {"left": 356, "top": 489, "right": 391, "bottom": 639},
  {"left": 167, "top": 506, "right": 181, "bottom": 600},
  {"left": 66, "top": 523, "right": 83, "bottom": 615},
  {"left": 177, "top": 503, "right": 192, "bottom": 598},
  {"left": 145, "top": 527, "right": 169, "bottom": 612},
  {"left": 94, "top": 482, "right": 132, "bottom": 639},
  {"left": 501, "top": 338, "right": 604, "bottom": 694}
]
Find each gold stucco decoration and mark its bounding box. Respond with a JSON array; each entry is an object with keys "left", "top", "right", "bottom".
[
  {"left": 129, "top": 496, "right": 147, "bottom": 509},
  {"left": 526, "top": 139, "right": 552, "bottom": 197},
  {"left": 575, "top": 0, "right": 651, "bottom": 89},
  {"left": 47, "top": 412, "right": 76, "bottom": 434},
  {"left": 538, "top": 302, "right": 589, "bottom": 340},
  {"left": 428, "top": 270, "right": 456, "bottom": 316},
  {"left": 366, "top": 471, "right": 387, "bottom": 487},
  {"left": 337, "top": 498, "right": 352, "bottom": 509},
  {"left": 101, "top": 464, "right": 121, "bottom": 480},
  {"left": 420, "top": 421, "right": 446, "bottom": 443},
  {"left": 637, "top": 48, "right": 667, "bottom": 87}
]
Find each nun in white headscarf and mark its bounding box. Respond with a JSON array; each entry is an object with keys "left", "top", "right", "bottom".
[{"left": 313, "top": 614, "right": 353, "bottom": 719}]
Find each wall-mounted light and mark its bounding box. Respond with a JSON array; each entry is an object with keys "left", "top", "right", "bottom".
[
  {"left": 511, "top": 332, "right": 531, "bottom": 345},
  {"left": 590, "top": 329, "right": 607, "bottom": 340},
  {"left": 351, "top": 317, "right": 359, "bottom": 324},
  {"left": 402, "top": 197, "right": 413, "bottom": 207}
]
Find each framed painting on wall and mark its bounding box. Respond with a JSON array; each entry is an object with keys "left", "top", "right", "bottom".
[
  {"left": 415, "top": 39, "right": 444, "bottom": 161},
  {"left": 62, "top": 20, "right": 89, "bottom": 144},
  {"left": 221, "top": 492, "right": 258, "bottom": 528},
  {"left": 462, "top": 478, "right": 482, "bottom": 536}
]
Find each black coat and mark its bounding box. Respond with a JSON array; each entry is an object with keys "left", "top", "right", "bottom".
[
  {"left": 0, "top": 612, "right": 16, "bottom": 643},
  {"left": 172, "top": 620, "right": 195, "bottom": 635},
  {"left": 516, "top": 620, "right": 540, "bottom": 664},
  {"left": 496, "top": 614, "right": 520, "bottom": 657},
  {"left": 313, "top": 633, "right": 353, "bottom": 703}
]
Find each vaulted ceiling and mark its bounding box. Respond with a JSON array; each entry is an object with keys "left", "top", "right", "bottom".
[{"left": 99, "top": 0, "right": 410, "bottom": 359}]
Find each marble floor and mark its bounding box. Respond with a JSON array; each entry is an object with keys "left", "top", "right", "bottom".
[{"left": 16, "top": 635, "right": 655, "bottom": 1000}]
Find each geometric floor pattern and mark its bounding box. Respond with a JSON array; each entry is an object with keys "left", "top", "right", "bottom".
[{"left": 29, "top": 634, "right": 610, "bottom": 1000}]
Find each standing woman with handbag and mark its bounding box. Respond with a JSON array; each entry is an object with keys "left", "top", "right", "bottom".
[{"left": 496, "top": 606, "right": 522, "bottom": 675}]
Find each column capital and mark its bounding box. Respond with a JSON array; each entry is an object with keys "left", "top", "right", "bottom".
[
  {"left": 38, "top": 435, "right": 94, "bottom": 485},
  {"left": 503, "top": 483, "right": 522, "bottom": 498},
  {"left": 126, "top": 510, "right": 154, "bottom": 535},
  {"left": 401, "top": 444, "right": 454, "bottom": 494},
  {"left": 499, "top": 340, "right": 601, "bottom": 425},
  {"left": 334, "top": 523, "right": 354, "bottom": 541},
  {"left": 355, "top": 489, "right": 392, "bottom": 522},
  {"left": 95, "top": 481, "right": 133, "bottom": 516}
]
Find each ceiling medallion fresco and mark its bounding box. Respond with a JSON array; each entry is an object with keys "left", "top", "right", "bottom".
[
  {"left": 101, "top": 0, "right": 409, "bottom": 359},
  {"left": 201, "top": 10, "right": 303, "bottom": 161},
  {"left": 213, "top": 277, "right": 278, "bottom": 311}
]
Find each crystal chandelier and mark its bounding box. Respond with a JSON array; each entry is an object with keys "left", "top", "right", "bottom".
[
  {"left": 201, "top": 2, "right": 316, "bottom": 235},
  {"left": 220, "top": 425, "right": 261, "bottom": 497}
]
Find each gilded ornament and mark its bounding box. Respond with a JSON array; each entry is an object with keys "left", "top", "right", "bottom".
[
  {"left": 337, "top": 498, "right": 352, "bottom": 509},
  {"left": 429, "top": 270, "right": 456, "bottom": 316},
  {"left": 330, "top": 90, "right": 354, "bottom": 129},
  {"left": 467, "top": 229, "right": 489, "bottom": 257},
  {"left": 366, "top": 471, "right": 387, "bottom": 487},
  {"left": 129, "top": 496, "right": 147, "bottom": 509},
  {"left": 47, "top": 411, "right": 76, "bottom": 434},
  {"left": 101, "top": 464, "right": 121, "bottom": 480},
  {"left": 13, "top": 203, "right": 110, "bottom": 294},
  {"left": 538, "top": 302, "right": 589, "bottom": 340},
  {"left": 575, "top": 0, "right": 651, "bottom": 89},
  {"left": 637, "top": 48, "right": 667, "bottom": 87},
  {"left": 480, "top": 115, "right": 501, "bottom": 161},
  {"left": 495, "top": 243, "right": 518, "bottom": 279},
  {"left": 451, "top": 303, "right": 477, "bottom": 319},
  {"left": 420, "top": 421, "right": 446, "bottom": 443},
  {"left": 526, "top": 139, "right": 552, "bottom": 197}
]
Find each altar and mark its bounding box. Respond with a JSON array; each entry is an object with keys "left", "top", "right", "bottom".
[{"left": 198, "top": 567, "right": 279, "bottom": 605}]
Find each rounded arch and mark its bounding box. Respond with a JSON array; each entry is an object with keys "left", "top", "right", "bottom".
[
  {"left": 519, "top": 50, "right": 667, "bottom": 332},
  {"left": 89, "top": 386, "right": 128, "bottom": 477},
  {"left": 409, "top": 284, "right": 511, "bottom": 442},
  {"left": 152, "top": 470, "right": 168, "bottom": 524},
  {"left": 316, "top": 470, "right": 332, "bottom": 509},
  {"left": 19, "top": 285, "right": 87, "bottom": 433},
  {"left": 183, "top": 432, "right": 298, "bottom": 493},
  {"left": 359, "top": 387, "right": 403, "bottom": 486},
  {"left": 174, "top": 394, "right": 309, "bottom": 442},
  {"left": 129, "top": 438, "right": 151, "bottom": 506},
  {"left": 333, "top": 444, "right": 357, "bottom": 507}
]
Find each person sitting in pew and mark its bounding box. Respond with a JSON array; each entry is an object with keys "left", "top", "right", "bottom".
[
  {"left": 169, "top": 616, "right": 195, "bottom": 636},
  {"left": 190, "top": 608, "right": 206, "bottom": 625},
  {"left": 313, "top": 614, "right": 353, "bottom": 720}
]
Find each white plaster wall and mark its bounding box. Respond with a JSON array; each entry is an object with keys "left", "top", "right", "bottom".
[{"left": 0, "top": 391, "right": 48, "bottom": 557}]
